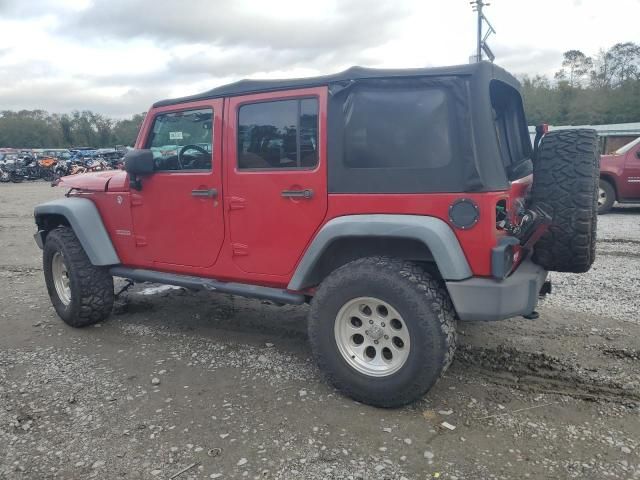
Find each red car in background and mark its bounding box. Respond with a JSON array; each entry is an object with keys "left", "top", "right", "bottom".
[{"left": 599, "top": 136, "right": 640, "bottom": 213}]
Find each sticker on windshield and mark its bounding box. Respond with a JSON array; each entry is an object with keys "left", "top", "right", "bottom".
[{"left": 169, "top": 131, "right": 183, "bottom": 140}]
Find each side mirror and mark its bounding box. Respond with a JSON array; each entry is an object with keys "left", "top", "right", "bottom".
[
  {"left": 124, "top": 149, "right": 154, "bottom": 190},
  {"left": 124, "top": 149, "right": 154, "bottom": 175}
]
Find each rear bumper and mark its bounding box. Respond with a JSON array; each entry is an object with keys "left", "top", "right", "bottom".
[{"left": 446, "top": 259, "right": 548, "bottom": 321}]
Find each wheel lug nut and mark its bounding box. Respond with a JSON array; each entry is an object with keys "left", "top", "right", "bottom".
[
  {"left": 384, "top": 335, "right": 389, "bottom": 340},
  {"left": 374, "top": 340, "right": 379, "bottom": 344},
  {"left": 381, "top": 322, "right": 385, "bottom": 327},
  {"left": 369, "top": 319, "right": 373, "bottom": 324}
]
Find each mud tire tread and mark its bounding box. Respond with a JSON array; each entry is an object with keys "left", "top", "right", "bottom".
[
  {"left": 43, "top": 226, "right": 114, "bottom": 327},
  {"left": 531, "top": 129, "right": 599, "bottom": 273}
]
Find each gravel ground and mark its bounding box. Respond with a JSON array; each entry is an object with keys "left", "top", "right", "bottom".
[
  {"left": 542, "top": 205, "right": 640, "bottom": 325},
  {"left": 1, "top": 183, "right": 639, "bottom": 480}
]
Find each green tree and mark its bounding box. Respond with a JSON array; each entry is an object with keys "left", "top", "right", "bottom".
[
  {"left": 555, "top": 50, "right": 593, "bottom": 87},
  {"left": 608, "top": 42, "right": 640, "bottom": 85},
  {"left": 112, "top": 113, "right": 146, "bottom": 146}
]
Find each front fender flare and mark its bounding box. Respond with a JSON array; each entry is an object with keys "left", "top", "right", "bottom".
[
  {"left": 288, "top": 214, "right": 472, "bottom": 290},
  {"left": 34, "top": 197, "right": 120, "bottom": 266}
]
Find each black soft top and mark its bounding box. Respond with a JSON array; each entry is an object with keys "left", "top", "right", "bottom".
[{"left": 153, "top": 61, "right": 520, "bottom": 107}]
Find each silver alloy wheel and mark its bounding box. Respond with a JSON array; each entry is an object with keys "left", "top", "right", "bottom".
[
  {"left": 334, "top": 297, "right": 410, "bottom": 377},
  {"left": 598, "top": 187, "right": 607, "bottom": 207},
  {"left": 51, "top": 251, "right": 71, "bottom": 305}
]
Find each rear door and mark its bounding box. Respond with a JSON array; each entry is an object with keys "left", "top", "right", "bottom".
[
  {"left": 224, "top": 88, "right": 327, "bottom": 276},
  {"left": 130, "top": 101, "right": 225, "bottom": 269}
]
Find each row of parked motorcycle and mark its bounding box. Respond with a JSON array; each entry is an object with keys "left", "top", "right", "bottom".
[{"left": 0, "top": 148, "right": 126, "bottom": 184}]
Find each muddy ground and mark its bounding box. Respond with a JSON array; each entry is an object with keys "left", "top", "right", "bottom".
[{"left": 0, "top": 182, "right": 639, "bottom": 480}]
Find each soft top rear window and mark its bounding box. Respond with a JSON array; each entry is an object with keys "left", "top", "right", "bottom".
[{"left": 490, "top": 80, "right": 532, "bottom": 180}]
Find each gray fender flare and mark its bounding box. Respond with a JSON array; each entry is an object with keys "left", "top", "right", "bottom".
[
  {"left": 34, "top": 197, "right": 120, "bottom": 266},
  {"left": 288, "top": 214, "right": 472, "bottom": 290}
]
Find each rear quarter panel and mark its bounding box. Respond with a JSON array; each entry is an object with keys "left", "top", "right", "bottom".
[{"left": 324, "top": 190, "right": 514, "bottom": 277}]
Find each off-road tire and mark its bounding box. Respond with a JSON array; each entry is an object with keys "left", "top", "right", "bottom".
[
  {"left": 597, "top": 178, "right": 615, "bottom": 215},
  {"left": 531, "top": 129, "right": 599, "bottom": 273},
  {"left": 10, "top": 173, "right": 23, "bottom": 183},
  {"left": 308, "top": 256, "right": 456, "bottom": 408},
  {"left": 43, "top": 227, "right": 114, "bottom": 327}
]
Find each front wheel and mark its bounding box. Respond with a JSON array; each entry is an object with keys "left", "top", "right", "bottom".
[
  {"left": 308, "top": 257, "right": 456, "bottom": 408},
  {"left": 597, "top": 179, "right": 615, "bottom": 215},
  {"left": 43, "top": 227, "right": 114, "bottom": 327}
]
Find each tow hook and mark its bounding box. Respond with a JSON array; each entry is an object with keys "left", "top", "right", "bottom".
[{"left": 522, "top": 281, "right": 552, "bottom": 320}]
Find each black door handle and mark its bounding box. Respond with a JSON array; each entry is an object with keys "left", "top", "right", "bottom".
[
  {"left": 192, "top": 188, "right": 217, "bottom": 198},
  {"left": 281, "top": 189, "right": 313, "bottom": 199}
]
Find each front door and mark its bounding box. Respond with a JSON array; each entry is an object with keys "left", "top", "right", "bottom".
[
  {"left": 225, "top": 88, "right": 328, "bottom": 277},
  {"left": 131, "top": 101, "right": 225, "bottom": 269},
  {"left": 621, "top": 141, "right": 640, "bottom": 201}
]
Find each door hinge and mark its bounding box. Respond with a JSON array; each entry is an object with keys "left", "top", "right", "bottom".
[
  {"left": 134, "top": 235, "right": 147, "bottom": 247},
  {"left": 228, "top": 196, "right": 246, "bottom": 211},
  {"left": 231, "top": 243, "right": 249, "bottom": 256}
]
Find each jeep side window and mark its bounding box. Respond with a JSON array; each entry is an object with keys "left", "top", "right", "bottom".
[
  {"left": 237, "top": 98, "right": 318, "bottom": 170},
  {"left": 146, "top": 108, "right": 213, "bottom": 171},
  {"left": 342, "top": 87, "right": 453, "bottom": 170}
]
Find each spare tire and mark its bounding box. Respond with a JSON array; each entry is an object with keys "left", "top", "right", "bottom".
[{"left": 531, "top": 129, "right": 599, "bottom": 273}]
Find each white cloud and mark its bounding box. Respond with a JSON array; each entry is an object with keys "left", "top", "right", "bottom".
[{"left": 0, "top": 0, "right": 638, "bottom": 116}]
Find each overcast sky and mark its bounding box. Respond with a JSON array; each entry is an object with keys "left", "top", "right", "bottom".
[{"left": 1, "top": 0, "right": 638, "bottom": 117}]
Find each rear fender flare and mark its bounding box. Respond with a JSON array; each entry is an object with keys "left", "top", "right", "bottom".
[
  {"left": 34, "top": 197, "right": 120, "bottom": 266},
  {"left": 288, "top": 214, "right": 472, "bottom": 290}
]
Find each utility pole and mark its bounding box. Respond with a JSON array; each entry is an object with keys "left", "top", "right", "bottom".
[{"left": 470, "top": 1, "right": 496, "bottom": 63}]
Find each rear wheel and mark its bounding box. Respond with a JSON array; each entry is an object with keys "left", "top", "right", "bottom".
[
  {"left": 308, "top": 257, "right": 456, "bottom": 408},
  {"left": 597, "top": 179, "right": 615, "bottom": 215},
  {"left": 10, "top": 173, "right": 23, "bottom": 183},
  {"left": 43, "top": 227, "right": 114, "bottom": 327}
]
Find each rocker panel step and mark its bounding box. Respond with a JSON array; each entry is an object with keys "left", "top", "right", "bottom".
[{"left": 109, "top": 267, "right": 305, "bottom": 305}]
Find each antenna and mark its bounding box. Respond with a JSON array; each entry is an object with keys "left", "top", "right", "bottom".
[{"left": 470, "top": 1, "right": 496, "bottom": 63}]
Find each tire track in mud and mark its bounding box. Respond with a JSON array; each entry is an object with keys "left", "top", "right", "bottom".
[
  {"left": 455, "top": 344, "right": 640, "bottom": 404},
  {"left": 597, "top": 238, "right": 640, "bottom": 258}
]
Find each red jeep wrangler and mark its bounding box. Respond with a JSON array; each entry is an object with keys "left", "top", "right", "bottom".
[
  {"left": 34, "top": 62, "right": 599, "bottom": 407},
  {"left": 599, "top": 136, "right": 640, "bottom": 214}
]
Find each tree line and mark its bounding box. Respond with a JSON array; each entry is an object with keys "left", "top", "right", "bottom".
[
  {"left": 521, "top": 42, "right": 640, "bottom": 125},
  {"left": 1, "top": 41, "right": 639, "bottom": 148},
  {"left": 0, "top": 110, "right": 146, "bottom": 149}
]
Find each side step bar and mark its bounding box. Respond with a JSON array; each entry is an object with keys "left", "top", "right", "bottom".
[{"left": 109, "top": 267, "right": 306, "bottom": 305}]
